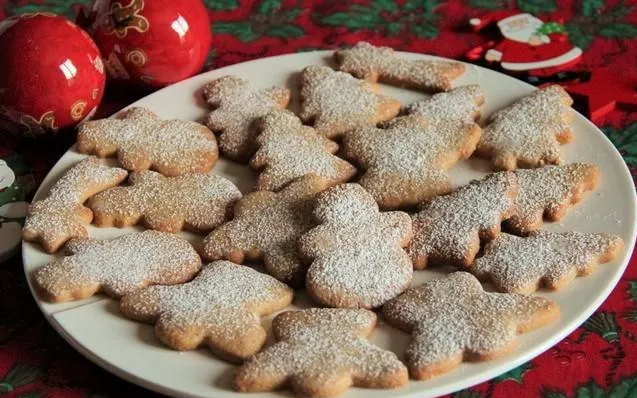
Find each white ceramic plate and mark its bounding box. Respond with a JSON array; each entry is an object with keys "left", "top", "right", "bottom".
[{"left": 22, "top": 51, "right": 637, "bottom": 398}]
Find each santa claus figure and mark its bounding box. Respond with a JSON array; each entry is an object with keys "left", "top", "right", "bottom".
[{"left": 469, "top": 11, "right": 582, "bottom": 77}]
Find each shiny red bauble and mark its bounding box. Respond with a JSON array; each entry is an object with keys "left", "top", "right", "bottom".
[
  {"left": 0, "top": 13, "right": 106, "bottom": 136},
  {"left": 89, "top": 0, "right": 212, "bottom": 87}
]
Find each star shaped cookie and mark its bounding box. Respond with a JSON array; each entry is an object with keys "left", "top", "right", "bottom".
[
  {"left": 471, "top": 231, "right": 624, "bottom": 293},
  {"left": 235, "top": 308, "right": 408, "bottom": 397},
  {"left": 77, "top": 107, "right": 218, "bottom": 176},
  {"left": 301, "top": 183, "right": 413, "bottom": 308},
  {"left": 203, "top": 75, "right": 290, "bottom": 162},
  {"left": 22, "top": 157, "right": 128, "bottom": 253},
  {"left": 506, "top": 163, "right": 600, "bottom": 234},
  {"left": 476, "top": 85, "right": 574, "bottom": 170},
  {"left": 120, "top": 261, "right": 293, "bottom": 362},
  {"left": 382, "top": 272, "right": 559, "bottom": 380},
  {"left": 342, "top": 115, "right": 481, "bottom": 209},
  {"left": 33, "top": 230, "right": 201, "bottom": 302},
  {"left": 88, "top": 170, "right": 241, "bottom": 233},
  {"left": 201, "top": 175, "right": 329, "bottom": 287},
  {"left": 334, "top": 41, "right": 465, "bottom": 92},
  {"left": 408, "top": 172, "right": 519, "bottom": 269},
  {"left": 299, "top": 65, "right": 400, "bottom": 139},
  {"left": 250, "top": 110, "right": 357, "bottom": 191}
]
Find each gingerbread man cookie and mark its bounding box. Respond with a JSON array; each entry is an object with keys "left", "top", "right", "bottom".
[
  {"left": 299, "top": 65, "right": 400, "bottom": 139},
  {"left": 471, "top": 231, "right": 624, "bottom": 293},
  {"left": 301, "top": 183, "right": 413, "bottom": 308},
  {"left": 334, "top": 41, "right": 465, "bottom": 92},
  {"left": 235, "top": 308, "right": 408, "bottom": 397},
  {"left": 476, "top": 85, "right": 574, "bottom": 170},
  {"left": 33, "top": 230, "right": 201, "bottom": 302},
  {"left": 201, "top": 175, "right": 329, "bottom": 287},
  {"left": 382, "top": 272, "right": 559, "bottom": 380},
  {"left": 77, "top": 107, "right": 218, "bottom": 176},
  {"left": 22, "top": 157, "right": 128, "bottom": 253},
  {"left": 506, "top": 163, "right": 600, "bottom": 235},
  {"left": 203, "top": 75, "right": 290, "bottom": 162},
  {"left": 408, "top": 172, "right": 519, "bottom": 269},
  {"left": 88, "top": 170, "right": 241, "bottom": 233},
  {"left": 120, "top": 261, "right": 293, "bottom": 362},
  {"left": 251, "top": 110, "right": 357, "bottom": 191},
  {"left": 342, "top": 115, "right": 481, "bottom": 209},
  {"left": 403, "top": 85, "right": 484, "bottom": 124}
]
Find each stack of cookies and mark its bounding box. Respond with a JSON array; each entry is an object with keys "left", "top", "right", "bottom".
[{"left": 24, "top": 42, "right": 624, "bottom": 398}]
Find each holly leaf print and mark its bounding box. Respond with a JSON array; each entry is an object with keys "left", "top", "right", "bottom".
[
  {"left": 264, "top": 25, "right": 304, "bottom": 38},
  {"left": 543, "top": 378, "right": 637, "bottom": 398},
  {"left": 518, "top": 0, "right": 556, "bottom": 14},
  {"left": 598, "top": 24, "right": 637, "bottom": 38},
  {"left": 469, "top": 0, "right": 507, "bottom": 9},
  {"left": 628, "top": 281, "right": 637, "bottom": 303},
  {"left": 204, "top": 0, "right": 239, "bottom": 11},
  {"left": 581, "top": 0, "right": 604, "bottom": 17},
  {"left": 213, "top": 21, "right": 258, "bottom": 42},
  {"left": 258, "top": 0, "right": 282, "bottom": 15},
  {"left": 542, "top": 390, "right": 568, "bottom": 398},
  {"left": 0, "top": 363, "right": 42, "bottom": 393},
  {"left": 494, "top": 362, "right": 533, "bottom": 383},
  {"left": 319, "top": 0, "right": 440, "bottom": 38},
  {"left": 602, "top": 124, "right": 637, "bottom": 168},
  {"left": 566, "top": 3, "right": 637, "bottom": 49},
  {"left": 7, "top": 0, "right": 91, "bottom": 19},
  {"left": 582, "top": 312, "right": 620, "bottom": 343},
  {"left": 452, "top": 390, "right": 484, "bottom": 398},
  {"left": 609, "top": 375, "right": 637, "bottom": 398}
]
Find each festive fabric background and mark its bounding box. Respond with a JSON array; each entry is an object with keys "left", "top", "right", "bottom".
[{"left": 1, "top": 0, "right": 637, "bottom": 397}]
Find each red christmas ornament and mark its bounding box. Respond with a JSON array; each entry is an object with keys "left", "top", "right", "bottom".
[
  {"left": 0, "top": 13, "right": 106, "bottom": 136},
  {"left": 467, "top": 11, "right": 582, "bottom": 78},
  {"left": 88, "top": 0, "right": 212, "bottom": 87}
]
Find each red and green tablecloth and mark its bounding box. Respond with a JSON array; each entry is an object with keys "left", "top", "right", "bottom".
[{"left": 1, "top": 1, "right": 637, "bottom": 397}]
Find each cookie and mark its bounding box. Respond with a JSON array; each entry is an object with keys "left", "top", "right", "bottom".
[
  {"left": 234, "top": 308, "right": 408, "bottom": 397},
  {"left": 203, "top": 75, "right": 290, "bottom": 162},
  {"left": 33, "top": 230, "right": 201, "bottom": 302},
  {"left": 88, "top": 170, "right": 241, "bottom": 233},
  {"left": 408, "top": 172, "right": 519, "bottom": 269},
  {"left": 120, "top": 261, "right": 293, "bottom": 362},
  {"left": 476, "top": 85, "right": 574, "bottom": 170},
  {"left": 403, "top": 85, "right": 484, "bottom": 124},
  {"left": 505, "top": 163, "right": 600, "bottom": 235},
  {"left": 382, "top": 272, "right": 559, "bottom": 380},
  {"left": 342, "top": 115, "right": 481, "bottom": 209},
  {"left": 334, "top": 41, "right": 465, "bottom": 92},
  {"left": 299, "top": 65, "right": 400, "bottom": 139},
  {"left": 201, "top": 175, "right": 329, "bottom": 287},
  {"left": 251, "top": 110, "right": 357, "bottom": 191},
  {"left": 77, "top": 107, "right": 218, "bottom": 176},
  {"left": 22, "top": 157, "right": 128, "bottom": 253},
  {"left": 471, "top": 231, "right": 624, "bottom": 293},
  {"left": 301, "top": 183, "right": 413, "bottom": 308}
]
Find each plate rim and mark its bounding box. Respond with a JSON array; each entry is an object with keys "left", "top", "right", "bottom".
[{"left": 21, "top": 50, "right": 637, "bottom": 398}]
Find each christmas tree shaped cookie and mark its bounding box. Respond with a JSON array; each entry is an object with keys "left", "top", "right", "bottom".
[
  {"left": 201, "top": 175, "right": 329, "bottom": 286},
  {"left": 506, "top": 163, "right": 600, "bottom": 234},
  {"left": 476, "top": 85, "right": 574, "bottom": 170},
  {"left": 299, "top": 65, "right": 400, "bottom": 138},
  {"left": 408, "top": 172, "right": 519, "bottom": 269},
  {"left": 403, "top": 85, "right": 484, "bottom": 124},
  {"left": 342, "top": 115, "right": 481, "bottom": 209},
  {"left": 251, "top": 110, "right": 357, "bottom": 191},
  {"left": 120, "top": 261, "right": 293, "bottom": 362},
  {"left": 301, "top": 184, "right": 413, "bottom": 308},
  {"left": 235, "top": 308, "right": 408, "bottom": 397},
  {"left": 334, "top": 41, "right": 465, "bottom": 92},
  {"left": 382, "top": 272, "right": 559, "bottom": 380},
  {"left": 203, "top": 75, "right": 290, "bottom": 162},
  {"left": 88, "top": 170, "right": 241, "bottom": 233},
  {"left": 471, "top": 231, "right": 623, "bottom": 293}
]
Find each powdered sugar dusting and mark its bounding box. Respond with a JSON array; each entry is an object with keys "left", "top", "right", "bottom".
[
  {"left": 507, "top": 163, "right": 599, "bottom": 234},
  {"left": 88, "top": 170, "right": 241, "bottom": 232},
  {"left": 472, "top": 231, "right": 624, "bottom": 293},
  {"left": 302, "top": 184, "right": 413, "bottom": 308},
  {"left": 34, "top": 230, "right": 202, "bottom": 302},
  {"left": 334, "top": 41, "right": 464, "bottom": 91},
  {"left": 403, "top": 85, "right": 484, "bottom": 124},
  {"left": 77, "top": 107, "right": 218, "bottom": 176},
  {"left": 408, "top": 172, "right": 518, "bottom": 268},
  {"left": 343, "top": 115, "right": 481, "bottom": 208},
  {"left": 477, "top": 85, "right": 573, "bottom": 170},
  {"left": 204, "top": 76, "right": 290, "bottom": 161},
  {"left": 235, "top": 308, "right": 407, "bottom": 394},
  {"left": 251, "top": 110, "right": 357, "bottom": 191},
  {"left": 382, "top": 272, "right": 557, "bottom": 372},
  {"left": 299, "top": 65, "right": 400, "bottom": 138}
]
